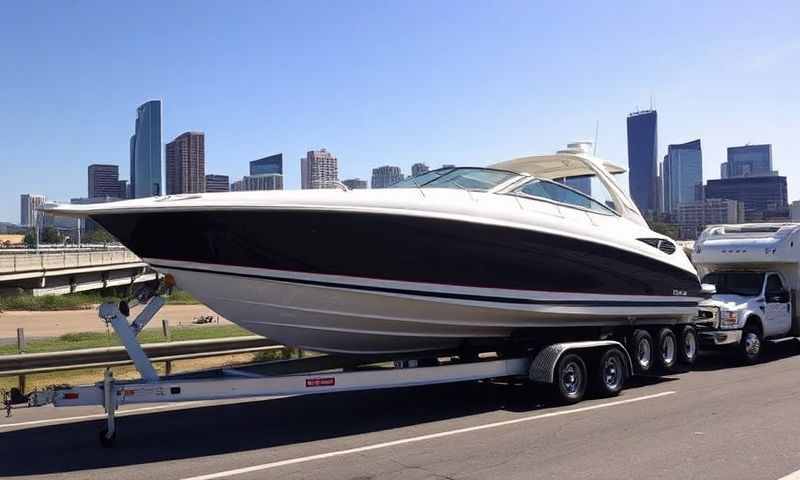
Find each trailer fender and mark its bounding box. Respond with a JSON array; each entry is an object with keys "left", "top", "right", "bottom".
[{"left": 529, "top": 340, "right": 632, "bottom": 384}]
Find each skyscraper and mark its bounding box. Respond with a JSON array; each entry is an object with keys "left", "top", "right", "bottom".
[
  {"left": 342, "top": 178, "right": 367, "bottom": 189},
  {"left": 301, "top": 149, "right": 338, "bottom": 189},
  {"left": 663, "top": 139, "right": 703, "bottom": 214},
  {"left": 725, "top": 144, "right": 773, "bottom": 177},
  {"left": 411, "top": 163, "right": 430, "bottom": 177},
  {"left": 250, "top": 154, "right": 283, "bottom": 176},
  {"left": 705, "top": 176, "right": 788, "bottom": 221},
  {"left": 20, "top": 194, "right": 45, "bottom": 227},
  {"left": 130, "top": 100, "right": 162, "bottom": 198},
  {"left": 626, "top": 110, "right": 658, "bottom": 213},
  {"left": 165, "top": 132, "right": 205, "bottom": 194},
  {"left": 88, "top": 164, "right": 122, "bottom": 199},
  {"left": 371, "top": 166, "right": 404, "bottom": 188},
  {"left": 205, "top": 174, "right": 230, "bottom": 192}
]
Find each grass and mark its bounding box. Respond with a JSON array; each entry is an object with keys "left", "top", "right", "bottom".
[
  {"left": 0, "top": 288, "right": 199, "bottom": 311},
  {"left": 0, "top": 324, "right": 251, "bottom": 356}
]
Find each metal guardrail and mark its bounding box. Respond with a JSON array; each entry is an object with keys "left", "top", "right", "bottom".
[
  {"left": 0, "top": 336, "right": 283, "bottom": 376},
  {"left": 0, "top": 249, "right": 142, "bottom": 275}
]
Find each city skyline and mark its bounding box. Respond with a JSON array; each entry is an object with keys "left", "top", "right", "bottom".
[{"left": 1, "top": 2, "right": 798, "bottom": 222}]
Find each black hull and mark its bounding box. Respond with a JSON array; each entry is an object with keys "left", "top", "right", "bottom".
[{"left": 92, "top": 209, "right": 701, "bottom": 299}]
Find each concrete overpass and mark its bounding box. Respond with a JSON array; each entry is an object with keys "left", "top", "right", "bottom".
[{"left": 0, "top": 246, "right": 158, "bottom": 296}]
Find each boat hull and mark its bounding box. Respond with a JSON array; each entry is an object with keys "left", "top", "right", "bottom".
[{"left": 89, "top": 209, "right": 703, "bottom": 355}]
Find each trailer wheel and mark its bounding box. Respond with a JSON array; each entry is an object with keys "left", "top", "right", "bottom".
[
  {"left": 737, "top": 322, "right": 763, "bottom": 364},
  {"left": 552, "top": 353, "right": 587, "bottom": 404},
  {"left": 591, "top": 347, "right": 626, "bottom": 397},
  {"left": 630, "top": 329, "right": 654, "bottom": 374},
  {"left": 654, "top": 328, "right": 678, "bottom": 372},
  {"left": 677, "top": 325, "right": 698, "bottom": 365},
  {"left": 98, "top": 428, "right": 116, "bottom": 448}
]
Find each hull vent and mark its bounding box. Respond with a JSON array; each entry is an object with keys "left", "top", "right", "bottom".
[{"left": 638, "top": 238, "right": 676, "bottom": 255}]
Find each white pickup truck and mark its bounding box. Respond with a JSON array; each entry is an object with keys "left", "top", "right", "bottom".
[{"left": 693, "top": 223, "right": 800, "bottom": 363}]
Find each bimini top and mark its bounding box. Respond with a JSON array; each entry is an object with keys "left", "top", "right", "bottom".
[{"left": 489, "top": 153, "right": 626, "bottom": 179}]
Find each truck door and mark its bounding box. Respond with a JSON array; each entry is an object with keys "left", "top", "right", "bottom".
[{"left": 764, "top": 273, "right": 791, "bottom": 337}]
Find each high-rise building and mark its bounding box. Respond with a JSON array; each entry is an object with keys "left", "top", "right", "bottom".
[
  {"left": 205, "top": 174, "right": 230, "bottom": 193},
  {"left": 301, "top": 149, "right": 338, "bottom": 189},
  {"left": 130, "top": 100, "right": 162, "bottom": 198},
  {"left": 165, "top": 132, "right": 205, "bottom": 194},
  {"left": 230, "top": 174, "right": 283, "bottom": 191},
  {"left": 20, "top": 194, "right": 45, "bottom": 227},
  {"left": 720, "top": 162, "right": 728, "bottom": 179},
  {"left": 626, "top": 110, "right": 658, "bottom": 212},
  {"left": 725, "top": 144, "right": 773, "bottom": 177},
  {"left": 118, "top": 180, "right": 128, "bottom": 199},
  {"left": 411, "top": 163, "right": 430, "bottom": 177},
  {"left": 677, "top": 198, "right": 744, "bottom": 240},
  {"left": 250, "top": 154, "right": 283, "bottom": 176},
  {"left": 663, "top": 139, "right": 703, "bottom": 214},
  {"left": 88, "top": 164, "right": 122, "bottom": 199},
  {"left": 371, "top": 165, "right": 404, "bottom": 189},
  {"left": 705, "top": 176, "right": 788, "bottom": 222},
  {"left": 342, "top": 178, "right": 368, "bottom": 189}
]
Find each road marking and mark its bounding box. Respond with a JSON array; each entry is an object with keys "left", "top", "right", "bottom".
[
  {"left": 179, "top": 390, "right": 676, "bottom": 480},
  {"left": 778, "top": 469, "right": 800, "bottom": 480},
  {"left": 0, "top": 402, "right": 205, "bottom": 429}
]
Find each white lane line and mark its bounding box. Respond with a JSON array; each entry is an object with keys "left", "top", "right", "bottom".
[
  {"left": 778, "top": 469, "right": 800, "bottom": 480},
  {"left": 180, "top": 390, "right": 676, "bottom": 480},
  {"left": 0, "top": 401, "right": 206, "bottom": 429}
]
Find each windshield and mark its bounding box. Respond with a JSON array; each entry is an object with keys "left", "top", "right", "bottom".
[
  {"left": 389, "top": 167, "right": 518, "bottom": 192},
  {"left": 702, "top": 272, "right": 765, "bottom": 296},
  {"left": 513, "top": 178, "right": 617, "bottom": 215}
]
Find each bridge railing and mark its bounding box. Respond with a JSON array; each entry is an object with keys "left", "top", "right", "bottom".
[{"left": 0, "top": 249, "right": 142, "bottom": 274}]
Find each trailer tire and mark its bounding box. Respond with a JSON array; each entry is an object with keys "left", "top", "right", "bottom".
[
  {"left": 591, "top": 347, "right": 626, "bottom": 397},
  {"left": 737, "top": 322, "right": 763, "bottom": 364},
  {"left": 552, "top": 353, "right": 587, "bottom": 404},
  {"left": 654, "top": 327, "right": 678, "bottom": 372},
  {"left": 98, "top": 428, "right": 116, "bottom": 448},
  {"left": 630, "top": 329, "right": 654, "bottom": 374},
  {"left": 677, "top": 325, "right": 698, "bottom": 365}
]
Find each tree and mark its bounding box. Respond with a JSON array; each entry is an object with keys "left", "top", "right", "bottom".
[
  {"left": 85, "top": 227, "right": 115, "bottom": 244},
  {"left": 41, "top": 226, "right": 62, "bottom": 244},
  {"left": 23, "top": 229, "right": 36, "bottom": 248},
  {"left": 650, "top": 222, "right": 680, "bottom": 239}
]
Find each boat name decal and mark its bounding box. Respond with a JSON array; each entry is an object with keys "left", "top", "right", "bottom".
[{"left": 672, "top": 289, "right": 688, "bottom": 296}]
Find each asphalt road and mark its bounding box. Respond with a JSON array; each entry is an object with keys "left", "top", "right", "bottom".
[{"left": 3, "top": 343, "right": 800, "bottom": 480}]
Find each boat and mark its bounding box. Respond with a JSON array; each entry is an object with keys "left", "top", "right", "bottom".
[{"left": 43, "top": 142, "right": 703, "bottom": 355}]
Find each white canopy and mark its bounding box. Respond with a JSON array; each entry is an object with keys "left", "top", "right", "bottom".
[{"left": 489, "top": 154, "right": 626, "bottom": 179}]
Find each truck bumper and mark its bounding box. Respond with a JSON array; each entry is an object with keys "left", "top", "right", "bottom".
[{"left": 698, "top": 329, "right": 742, "bottom": 346}]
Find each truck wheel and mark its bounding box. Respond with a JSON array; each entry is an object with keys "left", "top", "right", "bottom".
[
  {"left": 738, "top": 323, "right": 762, "bottom": 364},
  {"left": 591, "top": 347, "right": 626, "bottom": 397},
  {"left": 552, "top": 353, "right": 587, "bottom": 404},
  {"left": 654, "top": 328, "right": 678, "bottom": 372},
  {"left": 630, "top": 329, "right": 654, "bottom": 374},
  {"left": 677, "top": 325, "right": 698, "bottom": 365}
]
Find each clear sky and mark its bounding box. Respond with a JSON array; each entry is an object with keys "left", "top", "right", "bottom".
[{"left": 1, "top": 1, "right": 798, "bottom": 223}]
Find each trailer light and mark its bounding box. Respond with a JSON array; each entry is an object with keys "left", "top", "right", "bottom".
[{"left": 63, "top": 392, "right": 79, "bottom": 400}]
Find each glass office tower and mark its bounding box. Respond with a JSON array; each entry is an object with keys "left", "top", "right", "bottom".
[
  {"left": 726, "top": 144, "right": 773, "bottom": 177},
  {"left": 250, "top": 154, "right": 283, "bottom": 176},
  {"left": 626, "top": 110, "right": 658, "bottom": 213},
  {"left": 130, "top": 100, "right": 162, "bottom": 198},
  {"left": 663, "top": 139, "right": 703, "bottom": 214}
]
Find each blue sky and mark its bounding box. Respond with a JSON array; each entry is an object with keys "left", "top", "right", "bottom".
[{"left": 1, "top": 0, "right": 798, "bottom": 222}]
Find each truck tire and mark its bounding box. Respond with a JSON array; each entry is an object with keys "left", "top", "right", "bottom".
[
  {"left": 654, "top": 327, "right": 678, "bottom": 372},
  {"left": 591, "top": 347, "right": 626, "bottom": 397},
  {"left": 738, "top": 322, "right": 763, "bottom": 364},
  {"left": 630, "top": 329, "right": 654, "bottom": 374},
  {"left": 552, "top": 353, "right": 587, "bottom": 404},
  {"left": 677, "top": 325, "right": 698, "bottom": 365}
]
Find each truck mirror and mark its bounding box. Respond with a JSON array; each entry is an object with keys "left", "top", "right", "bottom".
[{"left": 701, "top": 283, "right": 716, "bottom": 296}]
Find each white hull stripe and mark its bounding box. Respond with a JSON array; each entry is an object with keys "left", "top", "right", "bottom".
[{"left": 152, "top": 263, "right": 700, "bottom": 308}]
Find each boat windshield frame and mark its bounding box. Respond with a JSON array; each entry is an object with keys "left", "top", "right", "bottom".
[
  {"left": 389, "top": 167, "right": 521, "bottom": 192},
  {"left": 504, "top": 176, "right": 621, "bottom": 216}
]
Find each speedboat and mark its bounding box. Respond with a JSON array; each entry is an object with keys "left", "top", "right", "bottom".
[{"left": 44, "top": 143, "right": 702, "bottom": 355}]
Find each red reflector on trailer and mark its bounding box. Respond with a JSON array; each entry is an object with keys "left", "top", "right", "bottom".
[
  {"left": 306, "top": 377, "right": 335, "bottom": 387},
  {"left": 63, "top": 392, "right": 79, "bottom": 400}
]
